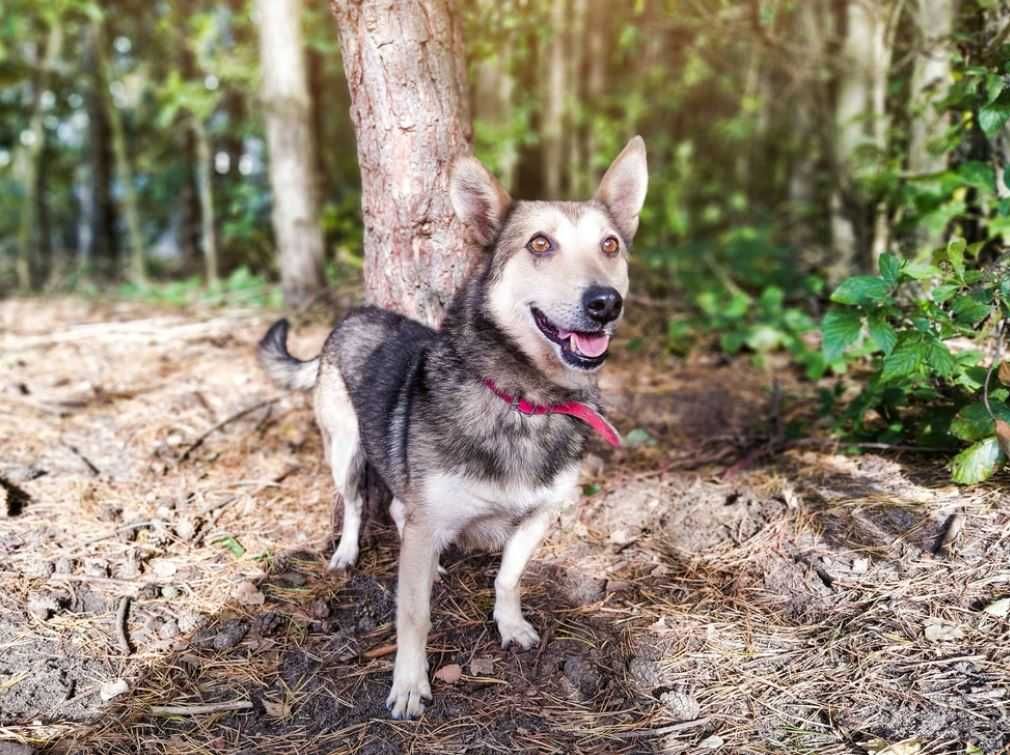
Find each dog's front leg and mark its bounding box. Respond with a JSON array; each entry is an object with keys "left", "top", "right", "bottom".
[
  {"left": 494, "top": 506, "right": 552, "bottom": 649},
  {"left": 386, "top": 518, "right": 436, "bottom": 719}
]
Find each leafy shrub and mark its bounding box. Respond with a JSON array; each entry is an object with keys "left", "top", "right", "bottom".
[{"left": 822, "top": 245, "right": 1010, "bottom": 484}]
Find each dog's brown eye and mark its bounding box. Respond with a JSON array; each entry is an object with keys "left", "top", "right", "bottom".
[
  {"left": 601, "top": 236, "right": 620, "bottom": 256},
  {"left": 527, "top": 234, "right": 553, "bottom": 255}
]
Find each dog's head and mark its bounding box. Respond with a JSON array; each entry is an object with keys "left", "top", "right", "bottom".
[{"left": 450, "top": 137, "right": 648, "bottom": 389}]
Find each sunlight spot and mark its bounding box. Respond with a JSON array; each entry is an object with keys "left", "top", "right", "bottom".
[{"left": 215, "top": 151, "right": 231, "bottom": 174}]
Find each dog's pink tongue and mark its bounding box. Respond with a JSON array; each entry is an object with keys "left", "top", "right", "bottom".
[{"left": 571, "top": 332, "right": 609, "bottom": 358}]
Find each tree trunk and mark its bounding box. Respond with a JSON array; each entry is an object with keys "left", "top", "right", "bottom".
[
  {"left": 329, "top": 0, "right": 476, "bottom": 326},
  {"left": 95, "top": 21, "right": 146, "bottom": 285},
  {"left": 193, "top": 119, "right": 219, "bottom": 287},
  {"left": 566, "top": 0, "right": 587, "bottom": 197},
  {"left": 16, "top": 21, "right": 63, "bottom": 290},
  {"left": 256, "top": 0, "right": 327, "bottom": 309},
  {"left": 584, "top": 0, "right": 607, "bottom": 187},
  {"left": 542, "top": 0, "right": 567, "bottom": 199},
  {"left": 83, "top": 22, "right": 117, "bottom": 276},
  {"left": 830, "top": 0, "right": 902, "bottom": 279}
]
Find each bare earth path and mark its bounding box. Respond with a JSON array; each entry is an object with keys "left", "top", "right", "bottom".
[{"left": 1, "top": 298, "right": 1008, "bottom": 754}]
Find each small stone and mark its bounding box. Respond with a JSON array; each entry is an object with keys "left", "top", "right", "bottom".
[
  {"left": 659, "top": 689, "right": 700, "bottom": 722},
  {"left": 609, "top": 528, "right": 637, "bottom": 547},
  {"left": 699, "top": 735, "right": 725, "bottom": 749},
  {"left": 174, "top": 518, "right": 199, "bottom": 542},
  {"left": 177, "top": 609, "right": 200, "bottom": 633},
  {"left": 158, "top": 620, "right": 180, "bottom": 641},
  {"left": 27, "top": 592, "right": 59, "bottom": 620},
  {"left": 983, "top": 597, "right": 1010, "bottom": 619},
  {"left": 151, "top": 559, "right": 177, "bottom": 578},
  {"left": 309, "top": 599, "right": 330, "bottom": 620},
  {"left": 234, "top": 580, "right": 265, "bottom": 607},
  {"left": 211, "top": 619, "right": 249, "bottom": 650},
  {"left": 83, "top": 559, "right": 109, "bottom": 578},
  {"left": 161, "top": 585, "right": 179, "bottom": 600},
  {"left": 562, "top": 655, "right": 603, "bottom": 698},
  {"left": 470, "top": 656, "right": 494, "bottom": 676},
  {"left": 53, "top": 557, "right": 74, "bottom": 575},
  {"left": 924, "top": 622, "right": 965, "bottom": 642},
  {"left": 252, "top": 612, "right": 283, "bottom": 637},
  {"left": 99, "top": 678, "right": 129, "bottom": 701},
  {"left": 851, "top": 558, "right": 870, "bottom": 575}
]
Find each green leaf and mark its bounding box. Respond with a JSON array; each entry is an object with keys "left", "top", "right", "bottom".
[
  {"left": 946, "top": 238, "right": 966, "bottom": 276},
  {"left": 880, "top": 334, "right": 926, "bottom": 383},
  {"left": 979, "top": 93, "right": 1010, "bottom": 138},
  {"left": 213, "top": 535, "right": 246, "bottom": 558},
  {"left": 951, "top": 437, "right": 1005, "bottom": 485},
  {"left": 902, "top": 262, "right": 942, "bottom": 280},
  {"left": 831, "top": 276, "right": 891, "bottom": 306},
  {"left": 930, "top": 284, "right": 960, "bottom": 304},
  {"left": 951, "top": 401, "right": 1010, "bottom": 442},
  {"left": 951, "top": 294, "right": 992, "bottom": 325},
  {"left": 879, "top": 253, "right": 903, "bottom": 286},
  {"left": 924, "top": 337, "right": 956, "bottom": 377},
  {"left": 821, "top": 307, "right": 862, "bottom": 361},
  {"left": 624, "top": 428, "right": 655, "bottom": 447},
  {"left": 866, "top": 312, "right": 897, "bottom": 355}
]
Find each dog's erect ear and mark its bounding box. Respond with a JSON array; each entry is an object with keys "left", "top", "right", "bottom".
[
  {"left": 449, "top": 155, "right": 512, "bottom": 247},
  {"left": 594, "top": 135, "right": 648, "bottom": 241}
]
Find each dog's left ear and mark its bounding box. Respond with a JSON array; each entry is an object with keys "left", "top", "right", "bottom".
[
  {"left": 449, "top": 155, "right": 512, "bottom": 248},
  {"left": 594, "top": 135, "right": 648, "bottom": 241}
]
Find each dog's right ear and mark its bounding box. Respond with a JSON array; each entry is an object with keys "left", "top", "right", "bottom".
[{"left": 449, "top": 155, "right": 512, "bottom": 247}]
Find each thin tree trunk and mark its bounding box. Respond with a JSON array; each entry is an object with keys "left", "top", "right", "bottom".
[
  {"left": 830, "top": 0, "right": 902, "bottom": 279},
  {"left": 193, "top": 119, "right": 219, "bottom": 286},
  {"left": 585, "top": 0, "right": 607, "bottom": 187},
  {"left": 566, "top": 0, "right": 587, "bottom": 197},
  {"left": 16, "top": 21, "right": 63, "bottom": 290},
  {"left": 95, "top": 22, "right": 146, "bottom": 285},
  {"left": 84, "top": 22, "right": 117, "bottom": 276},
  {"left": 256, "top": 0, "right": 327, "bottom": 309},
  {"left": 329, "top": 0, "right": 476, "bottom": 326},
  {"left": 543, "top": 0, "right": 566, "bottom": 198}
]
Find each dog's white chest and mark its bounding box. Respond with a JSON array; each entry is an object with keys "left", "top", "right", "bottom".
[{"left": 422, "top": 465, "right": 580, "bottom": 548}]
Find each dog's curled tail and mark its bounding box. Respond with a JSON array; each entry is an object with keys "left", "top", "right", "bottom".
[{"left": 257, "top": 319, "right": 320, "bottom": 391}]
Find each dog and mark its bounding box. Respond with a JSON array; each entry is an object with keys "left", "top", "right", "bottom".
[{"left": 257, "top": 136, "right": 647, "bottom": 719}]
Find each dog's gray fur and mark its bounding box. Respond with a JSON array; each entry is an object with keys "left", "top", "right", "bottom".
[{"left": 258, "top": 137, "right": 648, "bottom": 718}]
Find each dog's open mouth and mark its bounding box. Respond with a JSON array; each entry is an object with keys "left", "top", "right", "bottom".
[{"left": 531, "top": 307, "right": 610, "bottom": 369}]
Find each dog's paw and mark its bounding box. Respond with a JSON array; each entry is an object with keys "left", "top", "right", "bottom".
[
  {"left": 385, "top": 668, "right": 431, "bottom": 719},
  {"left": 496, "top": 615, "right": 540, "bottom": 650},
  {"left": 326, "top": 543, "right": 358, "bottom": 572}
]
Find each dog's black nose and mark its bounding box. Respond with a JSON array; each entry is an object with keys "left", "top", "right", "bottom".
[{"left": 583, "top": 286, "right": 623, "bottom": 324}]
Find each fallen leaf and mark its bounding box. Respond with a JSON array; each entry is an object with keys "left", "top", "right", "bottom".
[
  {"left": 851, "top": 558, "right": 870, "bottom": 575},
  {"left": 262, "top": 698, "right": 291, "bottom": 718},
  {"left": 434, "top": 663, "right": 462, "bottom": 684},
  {"left": 999, "top": 361, "right": 1010, "bottom": 386},
  {"left": 924, "top": 622, "right": 964, "bottom": 642},
  {"left": 234, "top": 580, "right": 265, "bottom": 606},
  {"left": 470, "top": 657, "right": 494, "bottom": 676},
  {"left": 983, "top": 597, "right": 1010, "bottom": 618},
  {"left": 996, "top": 420, "right": 1010, "bottom": 457},
  {"left": 624, "top": 428, "right": 656, "bottom": 448},
  {"left": 213, "top": 535, "right": 246, "bottom": 558},
  {"left": 100, "top": 678, "right": 129, "bottom": 701}
]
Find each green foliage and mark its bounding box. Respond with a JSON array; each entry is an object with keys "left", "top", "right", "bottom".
[{"left": 116, "top": 265, "right": 282, "bottom": 308}]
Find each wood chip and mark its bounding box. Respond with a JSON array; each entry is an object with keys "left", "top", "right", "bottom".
[{"left": 434, "top": 663, "right": 462, "bottom": 684}]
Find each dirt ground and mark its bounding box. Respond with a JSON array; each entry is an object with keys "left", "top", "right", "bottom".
[{"left": 1, "top": 296, "right": 1009, "bottom": 754}]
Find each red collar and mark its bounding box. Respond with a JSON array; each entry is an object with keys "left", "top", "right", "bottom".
[{"left": 482, "top": 378, "right": 622, "bottom": 447}]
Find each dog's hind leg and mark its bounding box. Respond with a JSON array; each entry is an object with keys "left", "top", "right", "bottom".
[
  {"left": 493, "top": 506, "right": 552, "bottom": 650},
  {"left": 316, "top": 368, "right": 365, "bottom": 572}
]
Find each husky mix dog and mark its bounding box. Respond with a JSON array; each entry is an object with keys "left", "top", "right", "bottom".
[{"left": 258, "top": 136, "right": 648, "bottom": 718}]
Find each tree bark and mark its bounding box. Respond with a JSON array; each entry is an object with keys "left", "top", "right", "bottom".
[
  {"left": 830, "top": 0, "right": 903, "bottom": 279},
  {"left": 193, "top": 119, "right": 219, "bottom": 287},
  {"left": 542, "top": 0, "right": 567, "bottom": 199},
  {"left": 95, "top": 21, "right": 146, "bottom": 285},
  {"left": 256, "top": 0, "right": 327, "bottom": 309},
  {"left": 329, "top": 0, "right": 476, "bottom": 326},
  {"left": 16, "top": 20, "right": 63, "bottom": 290}
]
